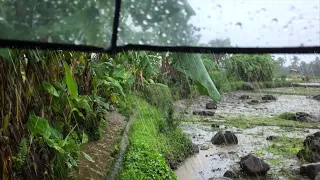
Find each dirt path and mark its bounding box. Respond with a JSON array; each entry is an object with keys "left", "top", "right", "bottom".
[{"left": 72, "top": 111, "right": 127, "bottom": 180}]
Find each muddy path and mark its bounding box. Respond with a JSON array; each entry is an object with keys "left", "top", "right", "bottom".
[
  {"left": 72, "top": 111, "right": 127, "bottom": 180},
  {"left": 174, "top": 89, "right": 320, "bottom": 180}
]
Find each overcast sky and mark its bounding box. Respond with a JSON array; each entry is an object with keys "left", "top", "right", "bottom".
[{"left": 187, "top": 0, "right": 320, "bottom": 65}]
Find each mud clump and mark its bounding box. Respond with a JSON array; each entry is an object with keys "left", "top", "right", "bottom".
[
  {"left": 206, "top": 102, "right": 217, "bottom": 109},
  {"left": 239, "top": 95, "right": 250, "bottom": 100},
  {"left": 262, "top": 95, "right": 277, "bottom": 100},
  {"left": 300, "top": 162, "right": 320, "bottom": 179},
  {"left": 247, "top": 99, "right": 259, "bottom": 105},
  {"left": 193, "top": 110, "right": 215, "bottom": 116},
  {"left": 297, "top": 131, "right": 320, "bottom": 162},
  {"left": 243, "top": 82, "right": 255, "bottom": 91},
  {"left": 211, "top": 131, "right": 238, "bottom": 145},
  {"left": 280, "top": 112, "right": 315, "bottom": 122},
  {"left": 313, "top": 95, "right": 320, "bottom": 101},
  {"left": 266, "top": 136, "right": 280, "bottom": 141},
  {"left": 240, "top": 154, "right": 270, "bottom": 176}
]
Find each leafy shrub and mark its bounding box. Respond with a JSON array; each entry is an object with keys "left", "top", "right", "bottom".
[
  {"left": 118, "top": 142, "right": 177, "bottom": 180},
  {"left": 278, "top": 112, "right": 296, "bottom": 120},
  {"left": 143, "top": 83, "right": 174, "bottom": 126},
  {"left": 118, "top": 96, "right": 193, "bottom": 179}
]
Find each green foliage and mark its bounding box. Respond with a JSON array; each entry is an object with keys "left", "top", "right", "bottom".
[
  {"left": 118, "top": 143, "right": 177, "bottom": 180},
  {"left": 118, "top": 96, "right": 193, "bottom": 179},
  {"left": 262, "top": 136, "right": 304, "bottom": 157},
  {"left": 14, "top": 138, "right": 28, "bottom": 169},
  {"left": 63, "top": 61, "right": 78, "bottom": 98},
  {"left": 225, "top": 54, "right": 278, "bottom": 82},
  {"left": 278, "top": 112, "right": 296, "bottom": 120},
  {"left": 173, "top": 53, "right": 220, "bottom": 102}
]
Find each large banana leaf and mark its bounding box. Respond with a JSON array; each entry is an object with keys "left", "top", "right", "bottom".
[{"left": 173, "top": 53, "right": 221, "bottom": 102}]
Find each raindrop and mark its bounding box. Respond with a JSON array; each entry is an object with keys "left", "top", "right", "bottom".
[
  {"left": 154, "top": 6, "right": 159, "bottom": 11},
  {"left": 182, "top": 30, "right": 187, "bottom": 34},
  {"left": 308, "top": 39, "right": 312, "bottom": 42},
  {"left": 35, "top": 14, "right": 41, "bottom": 18},
  {"left": 165, "top": 9, "right": 170, "bottom": 14},
  {"left": 74, "top": 40, "right": 81, "bottom": 45},
  {"left": 130, "top": 4, "right": 134, "bottom": 8},
  {"left": 142, "top": 20, "right": 147, "bottom": 25},
  {"left": 138, "top": 40, "right": 143, "bottom": 44},
  {"left": 177, "top": 1, "right": 184, "bottom": 5},
  {"left": 117, "top": 27, "right": 121, "bottom": 32},
  {"left": 216, "top": 4, "right": 222, "bottom": 8},
  {"left": 44, "top": 0, "right": 48, "bottom": 2},
  {"left": 262, "top": 25, "right": 266, "bottom": 28},
  {"left": 146, "top": 14, "right": 152, "bottom": 19},
  {"left": 100, "top": 9, "right": 105, "bottom": 15},
  {"left": 303, "top": 27, "right": 308, "bottom": 30},
  {"left": 57, "top": 1, "right": 62, "bottom": 4},
  {"left": 167, "top": 40, "right": 171, "bottom": 43},
  {"left": 74, "top": 1, "right": 78, "bottom": 5},
  {"left": 140, "top": 10, "right": 145, "bottom": 14},
  {"left": 154, "top": 22, "right": 158, "bottom": 26},
  {"left": 271, "top": 18, "right": 278, "bottom": 23},
  {"left": 235, "top": 22, "right": 242, "bottom": 28},
  {"left": 207, "top": 15, "right": 211, "bottom": 19},
  {"left": 162, "top": 33, "right": 167, "bottom": 37},
  {"left": 260, "top": 8, "right": 266, "bottom": 12},
  {"left": 300, "top": 43, "right": 304, "bottom": 47},
  {"left": 131, "top": 0, "right": 135, "bottom": 2}
]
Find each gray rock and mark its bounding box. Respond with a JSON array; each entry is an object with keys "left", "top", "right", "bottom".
[
  {"left": 262, "top": 95, "right": 277, "bottom": 100},
  {"left": 315, "top": 172, "right": 320, "bottom": 180},
  {"left": 239, "top": 95, "right": 250, "bottom": 99},
  {"left": 300, "top": 162, "right": 320, "bottom": 179},
  {"left": 248, "top": 99, "right": 260, "bottom": 105},
  {"left": 223, "top": 170, "right": 240, "bottom": 178},
  {"left": 240, "top": 154, "right": 270, "bottom": 176},
  {"left": 297, "top": 131, "right": 320, "bottom": 162},
  {"left": 206, "top": 102, "right": 217, "bottom": 109},
  {"left": 193, "top": 110, "right": 215, "bottom": 116},
  {"left": 191, "top": 143, "right": 199, "bottom": 153},
  {"left": 211, "top": 131, "right": 238, "bottom": 145},
  {"left": 313, "top": 95, "right": 320, "bottom": 101},
  {"left": 243, "top": 82, "right": 255, "bottom": 90}
]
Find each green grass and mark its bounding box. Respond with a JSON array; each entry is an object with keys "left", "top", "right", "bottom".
[
  {"left": 258, "top": 87, "right": 320, "bottom": 96},
  {"left": 117, "top": 95, "right": 193, "bottom": 180},
  {"left": 181, "top": 115, "right": 320, "bottom": 129},
  {"left": 262, "top": 136, "right": 304, "bottom": 157}
]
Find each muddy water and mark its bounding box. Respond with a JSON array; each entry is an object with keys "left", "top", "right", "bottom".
[
  {"left": 175, "top": 124, "right": 316, "bottom": 180},
  {"left": 174, "top": 90, "right": 320, "bottom": 180},
  {"left": 175, "top": 91, "right": 320, "bottom": 118}
]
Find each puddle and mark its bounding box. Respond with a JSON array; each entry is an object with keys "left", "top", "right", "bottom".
[{"left": 175, "top": 124, "right": 316, "bottom": 180}]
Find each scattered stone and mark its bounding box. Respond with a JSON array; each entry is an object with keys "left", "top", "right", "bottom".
[
  {"left": 211, "top": 124, "right": 220, "bottom": 128},
  {"left": 297, "top": 131, "right": 320, "bottom": 162},
  {"left": 266, "top": 136, "right": 279, "bottom": 141},
  {"left": 300, "top": 162, "right": 320, "bottom": 180},
  {"left": 200, "top": 145, "right": 209, "bottom": 150},
  {"left": 262, "top": 95, "right": 277, "bottom": 100},
  {"left": 315, "top": 172, "right": 320, "bottom": 180},
  {"left": 313, "top": 95, "right": 320, "bottom": 101},
  {"left": 247, "top": 99, "right": 259, "bottom": 105},
  {"left": 223, "top": 170, "right": 240, "bottom": 178},
  {"left": 191, "top": 143, "right": 199, "bottom": 153},
  {"left": 295, "top": 112, "right": 313, "bottom": 122},
  {"left": 243, "top": 82, "right": 255, "bottom": 91},
  {"left": 206, "top": 102, "right": 217, "bottom": 109},
  {"left": 228, "top": 151, "right": 236, "bottom": 154},
  {"left": 240, "top": 154, "right": 270, "bottom": 176},
  {"left": 239, "top": 95, "right": 250, "bottom": 99},
  {"left": 211, "top": 131, "right": 238, "bottom": 145},
  {"left": 304, "top": 129, "right": 310, "bottom": 133},
  {"left": 205, "top": 154, "right": 208, "bottom": 157},
  {"left": 193, "top": 110, "right": 215, "bottom": 116}
]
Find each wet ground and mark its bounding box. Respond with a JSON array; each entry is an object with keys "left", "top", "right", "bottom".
[
  {"left": 72, "top": 112, "right": 126, "bottom": 180},
  {"left": 174, "top": 88, "right": 320, "bottom": 180}
]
